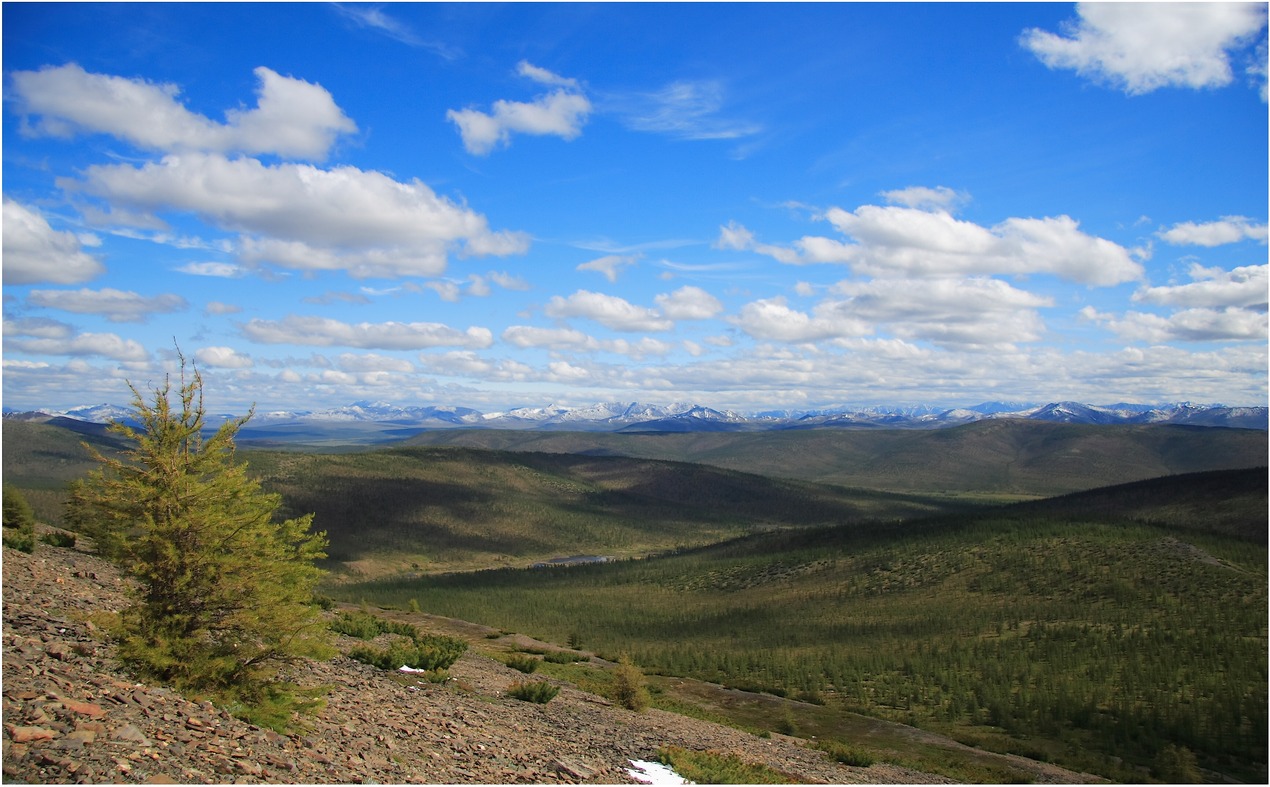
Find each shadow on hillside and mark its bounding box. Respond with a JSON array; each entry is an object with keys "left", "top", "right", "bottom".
[{"left": 272, "top": 474, "right": 554, "bottom": 562}]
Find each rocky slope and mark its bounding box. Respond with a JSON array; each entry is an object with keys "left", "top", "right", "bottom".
[
  {"left": 0, "top": 537, "right": 924, "bottom": 784},
  {"left": 3, "top": 537, "right": 1094, "bottom": 784}
]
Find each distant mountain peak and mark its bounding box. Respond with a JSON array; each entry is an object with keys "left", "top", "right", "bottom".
[{"left": 8, "top": 399, "right": 1265, "bottom": 434}]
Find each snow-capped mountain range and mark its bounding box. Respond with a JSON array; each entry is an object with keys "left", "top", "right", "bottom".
[{"left": 7, "top": 399, "right": 1267, "bottom": 431}]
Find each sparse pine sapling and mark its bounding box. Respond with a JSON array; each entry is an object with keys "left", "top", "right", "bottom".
[
  {"left": 611, "top": 654, "right": 651, "bottom": 712},
  {"left": 65, "top": 357, "right": 334, "bottom": 728},
  {"left": 3, "top": 485, "right": 37, "bottom": 553}
]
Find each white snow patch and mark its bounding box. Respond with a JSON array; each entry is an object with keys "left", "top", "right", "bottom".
[{"left": 626, "top": 759, "right": 692, "bottom": 785}]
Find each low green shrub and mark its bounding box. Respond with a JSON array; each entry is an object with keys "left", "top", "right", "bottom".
[
  {"left": 775, "top": 710, "right": 798, "bottom": 736},
  {"left": 331, "top": 610, "right": 383, "bottom": 640},
  {"left": 543, "top": 649, "right": 588, "bottom": 663},
  {"left": 655, "top": 746, "right": 797, "bottom": 784},
  {"left": 224, "top": 682, "right": 328, "bottom": 732},
  {"left": 348, "top": 633, "right": 467, "bottom": 672},
  {"left": 40, "top": 530, "right": 77, "bottom": 549},
  {"left": 815, "top": 740, "right": 876, "bottom": 768},
  {"left": 333, "top": 607, "right": 471, "bottom": 672},
  {"left": 331, "top": 610, "right": 437, "bottom": 642},
  {"left": 506, "top": 654, "right": 539, "bottom": 673},
  {"left": 506, "top": 680, "right": 559, "bottom": 703},
  {"left": 3, "top": 527, "right": 35, "bottom": 553}
]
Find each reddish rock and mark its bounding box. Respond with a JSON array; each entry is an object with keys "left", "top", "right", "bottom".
[
  {"left": 61, "top": 699, "right": 106, "bottom": 718},
  {"left": 6, "top": 725, "right": 58, "bottom": 743}
]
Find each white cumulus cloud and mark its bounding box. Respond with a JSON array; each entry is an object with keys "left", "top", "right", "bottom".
[
  {"left": 67, "top": 153, "right": 529, "bottom": 279},
  {"left": 733, "top": 277, "right": 1051, "bottom": 350},
  {"left": 447, "top": 62, "right": 591, "bottom": 155},
  {"left": 11, "top": 64, "right": 357, "bottom": 160},
  {"left": 195, "top": 346, "right": 254, "bottom": 369},
  {"left": 177, "top": 261, "right": 245, "bottom": 278},
  {"left": 27, "top": 287, "right": 187, "bottom": 322},
  {"left": 544, "top": 290, "right": 674, "bottom": 332},
  {"left": 1134, "top": 263, "right": 1268, "bottom": 309},
  {"left": 1022, "top": 2, "right": 1268, "bottom": 95},
  {"left": 1157, "top": 216, "right": 1268, "bottom": 246},
  {"left": 4, "top": 328, "right": 149, "bottom": 362},
  {"left": 732, "top": 297, "right": 873, "bottom": 343},
  {"left": 828, "top": 277, "right": 1053, "bottom": 348},
  {"left": 723, "top": 197, "right": 1144, "bottom": 286},
  {"left": 242, "top": 315, "right": 493, "bottom": 350},
  {"left": 501, "top": 325, "right": 673, "bottom": 359},
  {"left": 3, "top": 199, "right": 106, "bottom": 285},
  {"left": 1082, "top": 305, "right": 1268, "bottom": 343},
  {"left": 879, "top": 185, "right": 968, "bottom": 212},
  {"left": 654, "top": 286, "right": 724, "bottom": 320}
]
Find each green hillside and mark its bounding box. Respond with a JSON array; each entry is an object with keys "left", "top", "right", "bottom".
[
  {"left": 0, "top": 420, "right": 128, "bottom": 524},
  {"left": 248, "top": 446, "right": 965, "bottom": 575},
  {"left": 340, "top": 468, "right": 1268, "bottom": 783},
  {"left": 1008, "top": 466, "right": 1268, "bottom": 539},
  {"left": 403, "top": 420, "right": 1267, "bottom": 496}
]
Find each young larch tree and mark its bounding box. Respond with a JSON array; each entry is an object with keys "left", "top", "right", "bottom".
[{"left": 66, "top": 356, "right": 332, "bottom": 727}]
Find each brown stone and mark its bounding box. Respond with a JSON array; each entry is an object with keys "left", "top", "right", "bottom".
[
  {"left": 6, "top": 725, "right": 58, "bottom": 743},
  {"left": 61, "top": 700, "right": 106, "bottom": 718},
  {"left": 112, "top": 723, "right": 151, "bottom": 744},
  {"left": 553, "top": 757, "right": 598, "bottom": 780},
  {"left": 66, "top": 729, "right": 97, "bottom": 744}
]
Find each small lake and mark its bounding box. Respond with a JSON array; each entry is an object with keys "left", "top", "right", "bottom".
[{"left": 531, "top": 554, "right": 612, "bottom": 568}]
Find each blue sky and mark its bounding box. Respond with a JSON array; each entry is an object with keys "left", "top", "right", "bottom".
[{"left": 4, "top": 2, "right": 1267, "bottom": 414}]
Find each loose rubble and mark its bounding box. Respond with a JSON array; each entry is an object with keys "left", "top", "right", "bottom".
[{"left": 1, "top": 539, "right": 960, "bottom": 784}]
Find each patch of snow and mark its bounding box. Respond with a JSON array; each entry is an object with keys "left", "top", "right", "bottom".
[{"left": 626, "top": 760, "right": 692, "bottom": 785}]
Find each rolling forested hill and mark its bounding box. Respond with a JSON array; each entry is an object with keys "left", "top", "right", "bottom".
[
  {"left": 341, "top": 466, "right": 1268, "bottom": 783},
  {"left": 401, "top": 419, "right": 1268, "bottom": 496},
  {"left": 246, "top": 447, "right": 965, "bottom": 574}
]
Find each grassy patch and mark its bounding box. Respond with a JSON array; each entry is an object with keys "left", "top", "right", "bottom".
[
  {"left": 655, "top": 746, "right": 798, "bottom": 784},
  {"left": 814, "top": 740, "right": 875, "bottom": 767}
]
